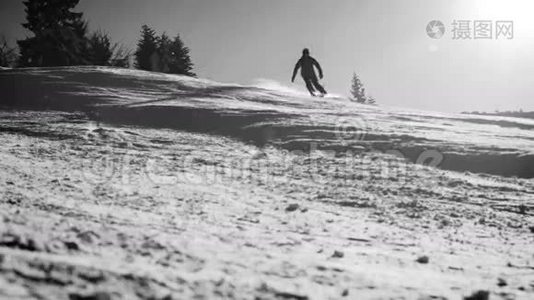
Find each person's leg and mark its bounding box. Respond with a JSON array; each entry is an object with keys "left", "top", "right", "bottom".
[
  {"left": 304, "top": 78, "right": 316, "bottom": 96},
  {"left": 312, "top": 78, "right": 327, "bottom": 95}
]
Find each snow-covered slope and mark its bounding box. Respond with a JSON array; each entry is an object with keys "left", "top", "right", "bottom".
[
  {"left": 1, "top": 66, "right": 533, "bottom": 178},
  {"left": 0, "top": 67, "right": 533, "bottom": 300}
]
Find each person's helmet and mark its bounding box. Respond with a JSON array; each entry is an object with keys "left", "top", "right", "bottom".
[{"left": 302, "top": 48, "right": 310, "bottom": 56}]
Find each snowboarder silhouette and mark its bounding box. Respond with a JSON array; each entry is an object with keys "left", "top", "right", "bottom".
[{"left": 291, "top": 48, "right": 327, "bottom": 97}]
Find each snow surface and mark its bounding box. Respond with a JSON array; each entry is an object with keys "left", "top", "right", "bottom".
[
  {"left": 0, "top": 67, "right": 533, "bottom": 299},
  {"left": 2, "top": 66, "right": 533, "bottom": 178}
]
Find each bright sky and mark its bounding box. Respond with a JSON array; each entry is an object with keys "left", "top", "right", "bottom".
[{"left": 1, "top": 0, "right": 533, "bottom": 113}]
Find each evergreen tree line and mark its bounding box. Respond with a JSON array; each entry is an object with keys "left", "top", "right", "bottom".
[
  {"left": 16, "top": 0, "right": 130, "bottom": 68},
  {"left": 350, "top": 73, "right": 377, "bottom": 105},
  {"left": 1, "top": 0, "right": 195, "bottom": 77},
  {"left": 135, "top": 25, "right": 195, "bottom": 76}
]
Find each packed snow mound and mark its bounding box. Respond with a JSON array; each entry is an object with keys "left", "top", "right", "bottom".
[{"left": 1, "top": 66, "right": 533, "bottom": 178}]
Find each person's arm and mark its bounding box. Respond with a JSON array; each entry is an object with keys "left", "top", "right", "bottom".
[
  {"left": 291, "top": 59, "right": 302, "bottom": 82},
  {"left": 312, "top": 58, "right": 323, "bottom": 79}
]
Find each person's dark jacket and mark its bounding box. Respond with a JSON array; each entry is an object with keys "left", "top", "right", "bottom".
[{"left": 292, "top": 55, "right": 323, "bottom": 81}]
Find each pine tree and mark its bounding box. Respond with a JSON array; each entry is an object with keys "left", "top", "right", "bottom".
[
  {"left": 87, "top": 31, "right": 131, "bottom": 67},
  {"left": 87, "top": 31, "right": 112, "bottom": 66},
  {"left": 0, "top": 36, "right": 17, "bottom": 67},
  {"left": 367, "top": 96, "right": 377, "bottom": 105},
  {"left": 157, "top": 33, "right": 172, "bottom": 73},
  {"left": 135, "top": 25, "right": 158, "bottom": 71},
  {"left": 350, "top": 73, "right": 366, "bottom": 103},
  {"left": 17, "top": 0, "right": 89, "bottom": 67},
  {"left": 135, "top": 27, "right": 195, "bottom": 76},
  {"left": 109, "top": 44, "right": 131, "bottom": 68},
  {"left": 167, "top": 34, "right": 195, "bottom": 77}
]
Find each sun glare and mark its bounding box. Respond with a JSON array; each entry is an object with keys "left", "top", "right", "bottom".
[{"left": 470, "top": 0, "right": 534, "bottom": 32}]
